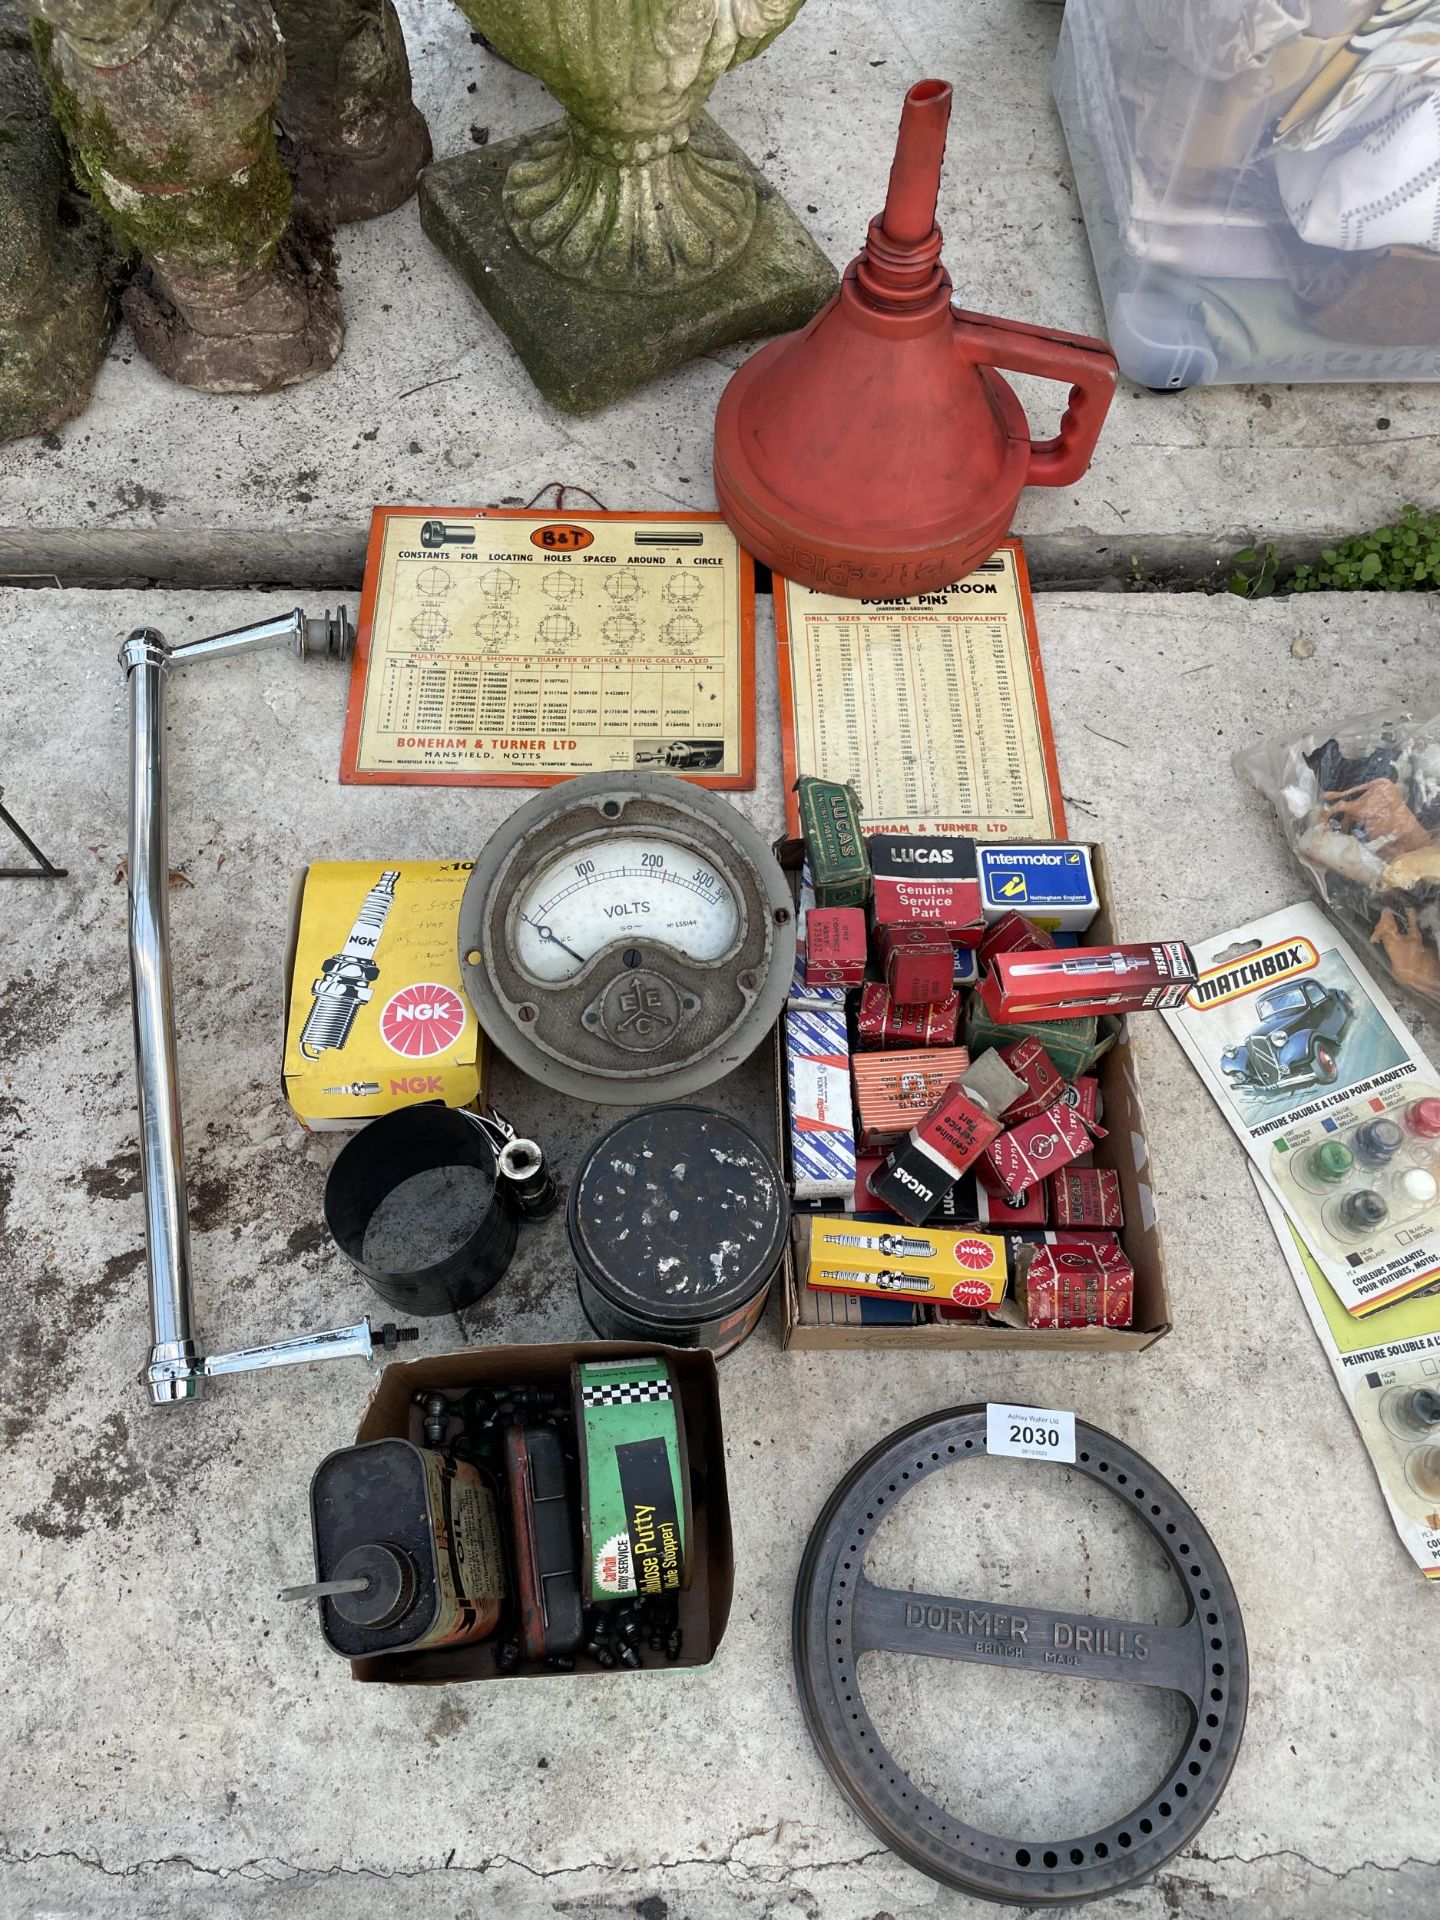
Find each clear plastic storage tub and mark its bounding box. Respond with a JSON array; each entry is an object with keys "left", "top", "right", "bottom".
[{"left": 1053, "top": 0, "right": 1440, "bottom": 388}]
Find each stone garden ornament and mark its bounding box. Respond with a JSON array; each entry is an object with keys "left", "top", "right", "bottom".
[
  {"left": 28, "top": 0, "right": 429, "bottom": 398},
  {"left": 422, "top": 0, "right": 837, "bottom": 410}
]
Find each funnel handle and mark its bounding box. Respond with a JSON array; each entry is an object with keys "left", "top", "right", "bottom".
[{"left": 952, "top": 307, "right": 1118, "bottom": 488}]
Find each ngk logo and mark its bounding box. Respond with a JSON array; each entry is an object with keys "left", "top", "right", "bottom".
[
  {"left": 950, "top": 1277, "right": 996, "bottom": 1306},
  {"left": 951, "top": 1237, "right": 997, "bottom": 1271},
  {"left": 379, "top": 982, "right": 466, "bottom": 1058}
]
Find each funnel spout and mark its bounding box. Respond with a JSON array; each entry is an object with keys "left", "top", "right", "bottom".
[{"left": 880, "top": 79, "right": 952, "bottom": 246}]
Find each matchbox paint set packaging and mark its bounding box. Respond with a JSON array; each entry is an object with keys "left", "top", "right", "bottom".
[{"left": 1165, "top": 903, "right": 1440, "bottom": 1317}]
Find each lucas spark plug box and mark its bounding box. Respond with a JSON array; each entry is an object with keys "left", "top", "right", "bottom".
[
  {"left": 282, "top": 860, "right": 485, "bottom": 1131},
  {"left": 868, "top": 834, "right": 982, "bottom": 943}
]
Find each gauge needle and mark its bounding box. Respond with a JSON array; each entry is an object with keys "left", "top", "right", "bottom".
[{"left": 524, "top": 916, "right": 587, "bottom": 965}]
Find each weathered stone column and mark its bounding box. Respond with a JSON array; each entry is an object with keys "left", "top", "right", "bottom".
[
  {"left": 31, "top": 0, "right": 344, "bottom": 392},
  {"left": 0, "top": 2, "right": 113, "bottom": 442},
  {"left": 272, "top": 0, "right": 431, "bottom": 225}
]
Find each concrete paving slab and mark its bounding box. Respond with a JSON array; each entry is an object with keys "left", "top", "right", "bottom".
[
  {"left": 0, "top": 0, "right": 1434, "bottom": 589},
  {"left": 2, "top": 583, "right": 1439, "bottom": 1918}
]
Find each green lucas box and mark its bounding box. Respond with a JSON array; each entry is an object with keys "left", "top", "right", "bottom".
[
  {"left": 965, "top": 999, "right": 1122, "bottom": 1082},
  {"left": 574, "top": 1358, "right": 692, "bottom": 1603},
  {"left": 795, "top": 775, "right": 871, "bottom": 909}
]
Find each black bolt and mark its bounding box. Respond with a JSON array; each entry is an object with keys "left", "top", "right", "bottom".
[{"left": 617, "top": 1643, "right": 642, "bottom": 1670}]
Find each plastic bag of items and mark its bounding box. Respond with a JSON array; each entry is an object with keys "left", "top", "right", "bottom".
[{"left": 1237, "top": 711, "right": 1440, "bottom": 1010}]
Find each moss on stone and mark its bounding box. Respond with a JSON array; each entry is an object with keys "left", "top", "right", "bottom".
[
  {"left": 31, "top": 26, "right": 198, "bottom": 191},
  {"left": 32, "top": 25, "right": 289, "bottom": 274},
  {"left": 112, "top": 136, "right": 292, "bottom": 270}
]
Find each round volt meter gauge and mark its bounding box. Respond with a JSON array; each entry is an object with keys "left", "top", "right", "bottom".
[{"left": 457, "top": 775, "right": 794, "bottom": 1103}]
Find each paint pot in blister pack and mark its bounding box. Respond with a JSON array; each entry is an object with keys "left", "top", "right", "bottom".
[
  {"left": 305, "top": 1438, "right": 506, "bottom": 1659},
  {"left": 567, "top": 1105, "right": 789, "bottom": 1356},
  {"left": 324, "top": 1105, "right": 518, "bottom": 1315}
]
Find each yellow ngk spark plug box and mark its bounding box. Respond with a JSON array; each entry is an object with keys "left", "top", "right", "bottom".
[
  {"left": 282, "top": 860, "right": 484, "bottom": 1131},
  {"left": 805, "top": 1217, "right": 1008, "bottom": 1310}
]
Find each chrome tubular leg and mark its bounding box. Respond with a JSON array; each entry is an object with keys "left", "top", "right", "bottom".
[
  {"left": 121, "top": 629, "right": 203, "bottom": 1406},
  {"left": 118, "top": 610, "right": 369, "bottom": 1410}
]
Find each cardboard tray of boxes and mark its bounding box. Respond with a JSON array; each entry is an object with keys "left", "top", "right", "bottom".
[{"left": 773, "top": 834, "right": 1173, "bottom": 1353}]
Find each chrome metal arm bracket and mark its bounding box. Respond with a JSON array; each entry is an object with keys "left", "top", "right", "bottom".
[{"left": 119, "top": 609, "right": 397, "bottom": 1410}]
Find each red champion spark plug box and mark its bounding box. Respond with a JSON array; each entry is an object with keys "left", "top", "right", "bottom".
[
  {"left": 983, "top": 942, "right": 1199, "bottom": 1021},
  {"left": 868, "top": 835, "right": 982, "bottom": 944}
]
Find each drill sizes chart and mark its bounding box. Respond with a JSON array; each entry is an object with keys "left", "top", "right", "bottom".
[
  {"left": 341, "top": 509, "right": 756, "bottom": 788},
  {"left": 777, "top": 540, "right": 1066, "bottom": 841}
]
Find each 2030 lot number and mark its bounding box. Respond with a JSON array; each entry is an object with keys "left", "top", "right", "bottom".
[{"left": 986, "top": 1402, "right": 1077, "bottom": 1463}]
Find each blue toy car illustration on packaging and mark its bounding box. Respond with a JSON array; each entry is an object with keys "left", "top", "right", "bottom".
[
  {"left": 1165, "top": 903, "right": 1440, "bottom": 1321},
  {"left": 1220, "top": 978, "right": 1355, "bottom": 1093},
  {"left": 977, "top": 844, "right": 1099, "bottom": 932}
]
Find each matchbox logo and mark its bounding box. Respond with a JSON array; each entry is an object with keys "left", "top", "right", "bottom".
[
  {"left": 379, "top": 982, "right": 466, "bottom": 1057},
  {"left": 1185, "top": 937, "right": 1320, "bottom": 1010},
  {"left": 951, "top": 1236, "right": 998, "bottom": 1271}
]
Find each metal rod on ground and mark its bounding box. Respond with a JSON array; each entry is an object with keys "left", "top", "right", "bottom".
[
  {"left": 118, "top": 607, "right": 405, "bottom": 1410},
  {"left": 122, "top": 628, "right": 198, "bottom": 1406}
]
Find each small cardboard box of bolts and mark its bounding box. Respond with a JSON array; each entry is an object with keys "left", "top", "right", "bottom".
[
  {"left": 291, "top": 1342, "right": 732, "bottom": 1684},
  {"left": 773, "top": 832, "right": 1174, "bottom": 1352},
  {"left": 281, "top": 860, "right": 486, "bottom": 1131}
]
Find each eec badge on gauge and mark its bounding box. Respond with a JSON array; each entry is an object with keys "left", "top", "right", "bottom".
[{"left": 457, "top": 774, "right": 794, "bottom": 1102}]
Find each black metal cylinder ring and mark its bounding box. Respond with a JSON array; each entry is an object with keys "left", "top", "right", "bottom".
[
  {"left": 793, "top": 1406, "right": 1248, "bottom": 1905},
  {"left": 324, "top": 1105, "right": 518, "bottom": 1317}
]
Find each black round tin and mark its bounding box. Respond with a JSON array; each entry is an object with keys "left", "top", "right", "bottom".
[
  {"left": 567, "top": 1105, "right": 789, "bottom": 1356},
  {"left": 324, "top": 1105, "right": 518, "bottom": 1316}
]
